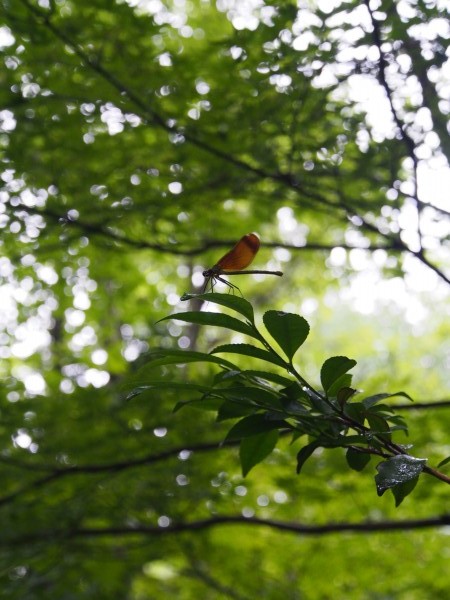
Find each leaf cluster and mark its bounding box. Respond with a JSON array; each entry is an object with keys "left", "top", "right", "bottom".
[{"left": 127, "top": 293, "right": 445, "bottom": 506}]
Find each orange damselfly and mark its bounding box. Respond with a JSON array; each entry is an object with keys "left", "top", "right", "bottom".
[{"left": 202, "top": 233, "right": 283, "bottom": 292}]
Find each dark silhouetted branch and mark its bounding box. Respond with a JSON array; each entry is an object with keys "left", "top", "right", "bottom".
[{"left": 5, "top": 513, "right": 450, "bottom": 547}]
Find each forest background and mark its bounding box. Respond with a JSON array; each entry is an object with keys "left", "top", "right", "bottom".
[{"left": 0, "top": 0, "right": 449, "bottom": 598}]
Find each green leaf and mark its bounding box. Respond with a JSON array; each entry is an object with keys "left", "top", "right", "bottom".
[
  {"left": 362, "top": 391, "right": 413, "bottom": 409},
  {"left": 240, "top": 430, "right": 279, "bottom": 477},
  {"left": 211, "top": 343, "right": 287, "bottom": 368},
  {"left": 217, "top": 400, "right": 258, "bottom": 421},
  {"left": 341, "top": 435, "right": 371, "bottom": 445},
  {"left": 366, "top": 413, "right": 391, "bottom": 441},
  {"left": 437, "top": 455, "right": 450, "bottom": 468},
  {"left": 346, "top": 447, "right": 371, "bottom": 472},
  {"left": 220, "top": 386, "right": 282, "bottom": 409},
  {"left": 180, "top": 292, "right": 255, "bottom": 323},
  {"left": 296, "top": 441, "right": 320, "bottom": 474},
  {"left": 320, "top": 356, "right": 357, "bottom": 394},
  {"left": 391, "top": 476, "right": 419, "bottom": 507},
  {"left": 173, "top": 396, "right": 224, "bottom": 413},
  {"left": 241, "top": 370, "right": 294, "bottom": 387},
  {"left": 375, "top": 455, "right": 427, "bottom": 496},
  {"left": 369, "top": 404, "right": 395, "bottom": 415},
  {"left": 343, "top": 402, "right": 366, "bottom": 424},
  {"left": 126, "top": 381, "right": 210, "bottom": 401},
  {"left": 262, "top": 311, "right": 310, "bottom": 361},
  {"left": 308, "top": 394, "right": 335, "bottom": 415},
  {"left": 136, "top": 349, "right": 238, "bottom": 371},
  {"left": 281, "top": 382, "right": 310, "bottom": 401},
  {"left": 280, "top": 384, "right": 313, "bottom": 415},
  {"left": 158, "top": 311, "right": 257, "bottom": 338},
  {"left": 225, "top": 414, "right": 286, "bottom": 441},
  {"left": 281, "top": 398, "right": 310, "bottom": 417},
  {"left": 212, "top": 370, "right": 242, "bottom": 385},
  {"left": 385, "top": 414, "right": 408, "bottom": 433},
  {"left": 337, "top": 387, "right": 357, "bottom": 407},
  {"left": 327, "top": 373, "right": 353, "bottom": 397}
]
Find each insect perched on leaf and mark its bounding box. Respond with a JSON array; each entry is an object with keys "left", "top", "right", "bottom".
[{"left": 202, "top": 232, "right": 283, "bottom": 292}]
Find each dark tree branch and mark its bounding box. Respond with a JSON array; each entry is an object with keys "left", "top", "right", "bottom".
[
  {"left": 15, "top": 203, "right": 404, "bottom": 257},
  {"left": 394, "top": 399, "right": 450, "bottom": 410},
  {"left": 5, "top": 513, "right": 450, "bottom": 547},
  {"left": 365, "top": 0, "right": 418, "bottom": 162},
  {"left": 338, "top": 199, "right": 450, "bottom": 285},
  {"left": 1, "top": 393, "right": 449, "bottom": 506},
  {"left": 0, "top": 439, "right": 237, "bottom": 506},
  {"left": 11, "top": 203, "right": 410, "bottom": 257},
  {"left": 412, "top": 249, "right": 450, "bottom": 285},
  {"left": 363, "top": 1, "right": 425, "bottom": 248},
  {"left": 17, "top": 200, "right": 450, "bottom": 284}
]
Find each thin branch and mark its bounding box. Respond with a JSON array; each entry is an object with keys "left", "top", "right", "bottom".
[
  {"left": 183, "top": 564, "right": 250, "bottom": 600},
  {"left": 411, "top": 249, "right": 450, "bottom": 286},
  {"left": 5, "top": 514, "right": 450, "bottom": 547},
  {"left": 394, "top": 399, "right": 450, "bottom": 410},
  {"left": 14, "top": 204, "right": 405, "bottom": 257},
  {"left": 338, "top": 199, "right": 450, "bottom": 285},
  {"left": 423, "top": 465, "right": 450, "bottom": 485},
  {"left": 363, "top": 0, "right": 424, "bottom": 251},
  {"left": 364, "top": 1, "right": 418, "bottom": 167},
  {"left": 0, "top": 471, "right": 63, "bottom": 508},
  {"left": 17, "top": 201, "right": 450, "bottom": 285},
  {"left": 0, "top": 439, "right": 237, "bottom": 507}
]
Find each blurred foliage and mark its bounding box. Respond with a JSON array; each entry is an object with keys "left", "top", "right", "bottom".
[{"left": 0, "top": 0, "right": 449, "bottom": 598}]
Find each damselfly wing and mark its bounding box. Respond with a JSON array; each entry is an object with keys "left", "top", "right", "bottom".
[{"left": 202, "top": 233, "right": 283, "bottom": 292}]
